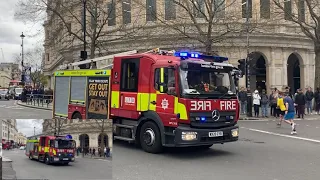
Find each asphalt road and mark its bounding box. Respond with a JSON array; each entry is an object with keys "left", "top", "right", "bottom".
[
  {"left": 0, "top": 100, "right": 51, "bottom": 119},
  {"left": 2, "top": 149, "right": 112, "bottom": 180},
  {"left": 113, "top": 119, "right": 320, "bottom": 180}
]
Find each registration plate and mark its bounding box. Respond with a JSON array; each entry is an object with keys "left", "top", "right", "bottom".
[
  {"left": 63, "top": 158, "right": 69, "bottom": 160},
  {"left": 208, "top": 131, "right": 223, "bottom": 137}
]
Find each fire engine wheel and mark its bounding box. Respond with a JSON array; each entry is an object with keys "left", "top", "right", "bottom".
[
  {"left": 139, "top": 121, "right": 163, "bottom": 153},
  {"left": 44, "top": 156, "right": 51, "bottom": 165},
  {"left": 72, "top": 112, "right": 82, "bottom": 119}
]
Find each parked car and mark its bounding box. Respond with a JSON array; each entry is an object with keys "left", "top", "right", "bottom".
[
  {"left": 19, "top": 146, "right": 25, "bottom": 150},
  {"left": 0, "top": 89, "right": 10, "bottom": 100},
  {"left": 14, "top": 88, "right": 23, "bottom": 100}
]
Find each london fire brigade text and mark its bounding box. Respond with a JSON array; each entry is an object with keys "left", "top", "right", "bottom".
[{"left": 190, "top": 100, "right": 237, "bottom": 111}]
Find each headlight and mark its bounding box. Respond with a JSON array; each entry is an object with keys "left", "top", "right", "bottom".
[
  {"left": 231, "top": 128, "right": 239, "bottom": 137},
  {"left": 181, "top": 132, "right": 197, "bottom": 141}
]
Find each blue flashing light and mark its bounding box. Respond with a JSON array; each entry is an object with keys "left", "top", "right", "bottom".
[
  {"left": 103, "top": 71, "right": 106, "bottom": 74},
  {"left": 200, "top": 117, "right": 206, "bottom": 121},
  {"left": 66, "top": 134, "right": 72, "bottom": 139},
  {"left": 174, "top": 51, "right": 228, "bottom": 62}
]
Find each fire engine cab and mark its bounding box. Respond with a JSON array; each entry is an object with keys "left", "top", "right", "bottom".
[
  {"left": 25, "top": 135, "right": 76, "bottom": 165},
  {"left": 53, "top": 49, "right": 241, "bottom": 153}
]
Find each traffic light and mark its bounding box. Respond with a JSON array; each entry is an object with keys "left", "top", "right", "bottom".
[{"left": 237, "top": 59, "right": 246, "bottom": 72}]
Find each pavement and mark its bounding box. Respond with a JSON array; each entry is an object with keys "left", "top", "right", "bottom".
[
  {"left": 113, "top": 119, "right": 320, "bottom": 180},
  {"left": 2, "top": 149, "right": 112, "bottom": 180},
  {"left": 0, "top": 100, "right": 52, "bottom": 119},
  {"left": 17, "top": 100, "right": 53, "bottom": 110}
]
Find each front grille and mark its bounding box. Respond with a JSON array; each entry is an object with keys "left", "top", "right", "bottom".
[{"left": 190, "top": 111, "right": 236, "bottom": 128}]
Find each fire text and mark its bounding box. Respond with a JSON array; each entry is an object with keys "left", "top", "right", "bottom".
[
  {"left": 220, "top": 101, "right": 236, "bottom": 111},
  {"left": 190, "top": 101, "right": 211, "bottom": 111}
]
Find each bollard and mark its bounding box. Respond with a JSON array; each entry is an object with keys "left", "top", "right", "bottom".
[{"left": 246, "top": 91, "right": 253, "bottom": 117}]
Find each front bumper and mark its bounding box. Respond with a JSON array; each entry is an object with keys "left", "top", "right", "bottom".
[
  {"left": 0, "top": 95, "right": 9, "bottom": 100},
  {"left": 52, "top": 156, "right": 75, "bottom": 163},
  {"left": 173, "top": 125, "right": 239, "bottom": 147}
]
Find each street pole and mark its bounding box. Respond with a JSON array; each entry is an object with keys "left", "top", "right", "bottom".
[
  {"left": 83, "top": 0, "right": 88, "bottom": 69},
  {"left": 7, "top": 120, "right": 10, "bottom": 150},
  {"left": 34, "top": 126, "right": 35, "bottom": 136},
  {"left": 20, "top": 32, "right": 25, "bottom": 85},
  {"left": 245, "top": 0, "right": 253, "bottom": 117}
]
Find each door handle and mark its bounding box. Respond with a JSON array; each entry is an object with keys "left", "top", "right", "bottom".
[{"left": 150, "top": 101, "right": 156, "bottom": 105}]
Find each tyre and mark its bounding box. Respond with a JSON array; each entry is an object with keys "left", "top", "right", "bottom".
[
  {"left": 139, "top": 121, "right": 163, "bottom": 153},
  {"left": 44, "top": 156, "right": 50, "bottom": 165},
  {"left": 72, "top": 112, "right": 82, "bottom": 119},
  {"left": 29, "top": 154, "right": 33, "bottom": 160}
]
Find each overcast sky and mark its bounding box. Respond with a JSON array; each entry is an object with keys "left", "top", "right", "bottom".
[
  {"left": 16, "top": 119, "right": 43, "bottom": 137},
  {"left": 0, "top": 0, "right": 43, "bottom": 64}
]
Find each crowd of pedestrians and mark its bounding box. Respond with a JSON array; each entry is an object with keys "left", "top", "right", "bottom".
[
  {"left": 76, "top": 146, "right": 111, "bottom": 158},
  {"left": 21, "top": 86, "right": 53, "bottom": 103},
  {"left": 238, "top": 86, "right": 320, "bottom": 118},
  {"left": 238, "top": 86, "right": 301, "bottom": 134}
]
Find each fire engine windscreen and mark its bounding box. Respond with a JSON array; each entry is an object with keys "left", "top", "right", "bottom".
[
  {"left": 54, "top": 139, "right": 76, "bottom": 149},
  {"left": 179, "top": 63, "right": 236, "bottom": 98}
]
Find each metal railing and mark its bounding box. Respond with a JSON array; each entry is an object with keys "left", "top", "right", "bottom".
[{"left": 23, "top": 94, "right": 53, "bottom": 108}]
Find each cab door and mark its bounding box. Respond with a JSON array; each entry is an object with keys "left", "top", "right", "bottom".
[
  {"left": 152, "top": 66, "right": 179, "bottom": 127},
  {"left": 118, "top": 58, "right": 140, "bottom": 118}
]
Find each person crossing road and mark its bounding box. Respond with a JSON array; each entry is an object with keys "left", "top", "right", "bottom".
[{"left": 283, "top": 92, "right": 297, "bottom": 134}]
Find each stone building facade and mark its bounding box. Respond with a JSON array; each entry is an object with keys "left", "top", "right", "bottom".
[
  {"left": 1, "top": 120, "right": 18, "bottom": 143},
  {"left": 42, "top": 119, "right": 113, "bottom": 151},
  {"left": 42, "top": 0, "right": 316, "bottom": 94}
]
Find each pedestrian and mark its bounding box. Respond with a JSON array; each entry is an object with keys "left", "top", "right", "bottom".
[
  {"left": 253, "top": 90, "right": 261, "bottom": 117},
  {"left": 314, "top": 87, "right": 320, "bottom": 114},
  {"left": 305, "top": 87, "right": 314, "bottom": 114},
  {"left": 92, "top": 148, "right": 96, "bottom": 156},
  {"left": 106, "top": 147, "right": 110, "bottom": 157},
  {"left": 89, "top": 148, "right": 92, "bottom": 155},
  {"left": 238, "top": 87, "right": 248, "bottom": 115},
  {"left": 104, "top": 147, "right": 107, "bottom": 157},
  {"left": 293, "top": 90, "right": 298, "bottom": 115},
  {"left": 260, "top": 90, "right": 269, "bottom": 118},
  {"left": 269, "top": 88, "right": 278, "bottom": 117},
  {"left": 295, "top": 89, "right": 306, "bottom": 119},
  {"left": 276, "top": 92, "right": 286, "bottom": 126},
  {"left": 283, "top": 92, "right": 297, "bottom": 134}
]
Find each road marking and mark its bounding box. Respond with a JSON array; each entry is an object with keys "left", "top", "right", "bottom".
[
  {"left": 241, "top": 120, "right": 269, "bottom": 122},
  {"left": 241, "top": 127, "right": 320, "bottom": 143}
]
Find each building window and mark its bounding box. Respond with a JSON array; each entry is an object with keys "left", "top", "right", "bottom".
[
  {"left": 107, "top": 1, "right": 116, "bottom": 26},
  {"left": 193, "top": 0, "right": 205, "bottom": 18},
  {"left": 242, "top": 0, "right": 252, "bottom": 18},
  {"left": 146, "top": 0, "right": 157, "bottom": 21},
  {"left": 284, "top": 0, "right": 292, "bottom": 20},
  {"left": 260, "top": 0, "right": 270, "bottom": 19},
  {"left": 214, "top": 0, "right": 225, "bottom": 18},
  {"left": 47, "top": 53, "right": 50, "bottom": 62},
  {"left": 165, "top": 0, "right": 176, "bottom": 20},
  {"left": 298, "top": 0, "right": 305, "bottom": 22},
  {"left": 122, "top": 0, "right": 131, "bottom": 24}
]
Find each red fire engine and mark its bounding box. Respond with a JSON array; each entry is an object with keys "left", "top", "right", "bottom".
[
  {"left": 53, "top": 49, "right": 241, "bottom": 153},
  {"left": 25, "top": 135, "right": 76, "bottom": 165}
]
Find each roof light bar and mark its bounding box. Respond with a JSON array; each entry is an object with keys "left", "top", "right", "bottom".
[{"left": 174, "top": 51, "right": 228, "bottom": 62}]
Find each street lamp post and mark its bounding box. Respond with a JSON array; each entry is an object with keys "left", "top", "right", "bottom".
[
  {"left": 245, "top": 0, "right": 253, "bottom": 117},
  {"left": 20, "top": 32, "right": 25, "bottom": 84}
]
